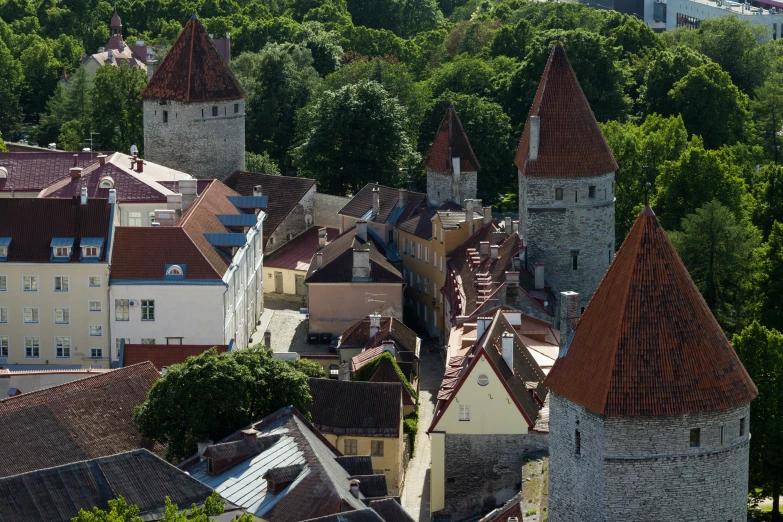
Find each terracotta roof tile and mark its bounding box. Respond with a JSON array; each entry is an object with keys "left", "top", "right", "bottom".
[
  {"left": 305, "top": 228, "right": 404, "bottom": 284},
  {"left": 265, "top": 226, "right": 339, "bottom": 271},
  {"left": 123, "top": 344, "right": 229, "bottom": 370},
  {"left": 514, "top": 43, "right": 618, "bottom": 178},
  {"left": 0, "top": 152, "right": 104, "bottom": 192},
  {"left": 141, "top": 17, "right": 245, "bottom": 103},
  {"left": 544, "top": 207, "right": 758, "bottom": 416},
  {"left": 0, "top": 363, "right": 165, "bottom": 477},
  {"left": 339, "top": 316, "right": 418, "bottom": 354},
  {"left": 425, "top": 105, "right": 480, "bottom": 173},
  {"left": 309, "top": 379, "right": 402, "bottom": 437},
  {"left": 339, "top": 184, "right": 426, "bottom": 224}
]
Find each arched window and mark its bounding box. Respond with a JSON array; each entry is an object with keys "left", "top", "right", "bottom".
[
  {"left": 166, "top": 265, "right": 183, "bottom": 276},
  {"left": 98, "top": 176, "right": 114, "bottom": 189}
]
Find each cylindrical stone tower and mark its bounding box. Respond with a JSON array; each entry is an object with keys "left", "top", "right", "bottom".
[
  {"left": 544, "top": 206, "right": 758, "bottom": 522},
  {"left": 516, "top": 44, "right": 618, "bottom": 311},
  {"left": 141, "top": 16, "right": 245, "bottom": 181}
]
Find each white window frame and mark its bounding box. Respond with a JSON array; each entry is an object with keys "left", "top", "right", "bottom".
[
  {"left": 459, "top": 404, "right": 470, "bottom": 421},
  {"left": 141, "top": 300, "right": 155, "bottom": 321},
  {"left": 0, "top": 307, "right": 6, "bottom": 323},
  {"left": 54, "top": 246, "right": 70, "bottom": 258},
  {"left": 25, "top": 336, "right": 40, "bottom": 358},
  {"left": 89, "top": 300, "right": 102, "bottom": 312},
  {"left": 128, "top": 212, "right": 142, "bottom": 227},
  {"left": 54, "top": 307, "right": 70, "bottom": 324},
  {"left": 53, "top": 276, "right": 69, "bottom": 292},
  {"left": 90, "top": 347, "right": 104, "bottom": 359},
  {"left": 83, "top": 246, "right": 99, "bottom": 257},
  {"left": 88, "top": 276, "right": 101, "bottom": 287},
  {"left": 440, "top": 257, "right": 443, "bottom": 273},
  {"left": 55, "top": 336, "right": 71, "bottom": 358},
  {"left": 0, "top": 275, "right": 6, "bottom": 291},
  {"left": 23, "top": 275, "right": 38, "bottom": 292},
  {"left": 23, "top": 307, "right": 39, "bottom": 324},
  {"left": 89, "top": 324, "right": 103, "bottom": 337},
  {"left": 0, "top": 335, "right": 8, "bottom": 357},
  {"left": 115, "top": 299, "right": 129, "bottom": 321},
  {"left": 425, "top": 247, "right": 430, "bottom": 263},
  {"left": 418, "top": 244, "right": 422, "bottom": 259}
]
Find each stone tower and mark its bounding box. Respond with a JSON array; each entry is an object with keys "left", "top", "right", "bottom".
[
  {"left": 516, "top": 44, "right": 617, "bottom": 310},
  {"left": 141, "top": 16, "right": 245, "bottom": 181},
  {"left": 544, "top": 207, "right": 758, "bottom": 522},
  {"left": 425, "top": 105, "right": 479, "bottom": 207}
]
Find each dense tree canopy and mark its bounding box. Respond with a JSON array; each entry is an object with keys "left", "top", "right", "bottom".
[{"left": 71, "top": 493, "right": 254, "bottom": 522}]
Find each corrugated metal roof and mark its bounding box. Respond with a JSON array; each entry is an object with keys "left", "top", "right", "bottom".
[
  {"left": 227, "top": 195, "right": 268, "bottom": 209},
  {"left": 80, "top": 237, "right": 104, "bottom": 247},
  {"left": 217, "top": 214, "right": 258, "bottom": 227},
  {"left": 0, "top": 237, "right": 10, "bottom": 247},
  {"left": 50, "top": 237, "right": 75, "bottom": 247},
  {"left": 203, "top": 233, "right": 247, "bottom": 247}
]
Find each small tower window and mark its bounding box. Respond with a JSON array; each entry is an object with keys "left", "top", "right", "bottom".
[
  {"left": 234, "top": 103, "right": 239, "bottom": 113},
  {"left": 740, "top": 417, "right": 746, "bottom": 436},
  {"left": 570, "top": 250, "right": 579, "bottom": 270},
  {"left": 612, "top": 181, "right": 615, "bottom": 194},
  {"left": 575, "top": 429, "right": 581, "bottom": 455},
  {"left": 555, "top": 188, "right": 563, "bottom": 201},
  {"left": 690, "top": 428, "right": 700, "bottom": 447},
  {"left": 588, "top": 186, "right": 595, "bottom": 198},
  {"left": 162, "top": 111, "right": 168, "bottom": 123},
  {"left": 212, "top": 106, "right": 218, "bottom": 117},
  {"left": 720, "top": 425, "right": 724, "bottom": 444},
  {"left": 575, "top": 191, "right": 578, "bottom": 203}
]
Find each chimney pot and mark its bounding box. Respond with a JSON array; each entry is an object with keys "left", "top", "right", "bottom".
[
  {"left": 529, "top": 115, "right": 540, "bottom": 161},
  {"left": 513, "top": 220, "right": 519, "bottom": 235},
  {"left": 535, "top": 263, "right": 545, "bottom": 290},
  {"left": 98, "top": 154, "right": 107, "bottom": 166},
  {"left": 398, "top": 188, "right": 408, "bottom": 208},
  {"left": 372, "top": 187, "right": 380, "bottom": 216},
  {"left": 501, "top": 331, "right": 514, "bottom": 370},
  {"left": 558, "top": 291, "right": 579, "bottom": 358},
  {"left": 69, "top": 167, "right": 83, "bottom": 180},
  {"left": 504, "top": 217, "right": 512, "bottom": 235},
  {"left": 80, "top": 186, "right": 88, "bottom": 205},
  {"left": 483, "top": 206, "right": 492, "bottom": 225},
  {"left": 318, "top": 227, "right": 327, "bottom": 249},
  {"left": 136, "top": 159, "right": 143, "bottom": 172},
  {"left": 253, "top": 185, "right": 262, "bottom": 197},
  {"left": 349, "top": 479, "right": 361, "bottom": 499},
  {"left": 73, "top": 154, "right": 79, "bottom": 167},
  {"left": 355, "top": 220, "right": 368, "bottom": 243},
  {"left": 490, "top": 244, "right": 499, "bottom": 260}
]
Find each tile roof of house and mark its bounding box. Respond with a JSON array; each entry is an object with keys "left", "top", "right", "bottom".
[
  {"left": 0, "top": 449, "right": 245, "bottom": 522},
  {"left": 309, "top": 379, "right": 403, "bottom": 438},
  {"left": 514, "top": 43, "right": 618, "bottom": 178},
  {"left": 436, "top": 207, "right": 483, "bottom": 229},
  {"left": 181, "top": 406, "right": 390, "bottom": 521},
  {"left": 141, "top": 17, "right": 245, "bottom": 103},
  {"left": 397, "top": 207, "right": 436, "bottom": 239},
  {"left": 368, "top": 498, "right": 416, "bottom": 522},
  {"left": 305, "top": 228, "right": 404, "bottom": 284},
  {"left": 123, "top": 343, "right": 229, "bottom": 370},
  {"left": 478, "top": 492, "right": 522, "bottom": 522},
  {"left": 0, "top": 152, "right": 104, "bottom": 193},
  {"left": 303, "top": 508, "right": 386, "bottom": 522},
  {"left": 86, "top": 47, "right": 146, "bottom": 70},
  {"left": 338, "top": 184, "right": 426, "bottom": 225},
  {"left": 224, "top": 171, "right": 316, "bottom": 243},
  {"left": 0, "top": 197, "right": 111, "bottom": 263},
  {"left": 369, "top": 358, "right": 416, "bottom": 406},
  {"left": 339, "top": 316, "right": 419, "bottom": 360},
  {"left": 353, "top": 474, "right": 389, "bottom": 498},
  {"left": 0, "top": 363, "right": 164, "bottom": 478},
  {"left": 265, "top": 226, "right": 340, "bottom": 271},
  {"left": 424, "top": 105, "right": 480, "bottom": 173},
  {"left": 334, "top": 456, "right": 374, "bottom": 476},
  {"left": 544, "top": 207, "right": 758, "bottom": 416}
]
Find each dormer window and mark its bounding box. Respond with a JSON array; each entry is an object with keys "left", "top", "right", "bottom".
[
  {"left": 164, "top": 263, "right": 186, "bottom": 280},
  {"left": 80, "top": 238, "right": 104, "bottom": 262},
  {"left": 0, "top": 238, "right": 10, "bottom": 261},
  {"left": 166, "top": 265, "right": 183, "bottom": 276},
  {"left": 83, "top": 247, "right": 98, "bottom": 257},
  {"left": 98, "top": 176, "right": 114, "bottom": 189},
  {"left": 0, "top": 167, "right": 7, "bottom": 179},
  {"left": 55, "top": 247, "right": 70, "bottom": 257}
]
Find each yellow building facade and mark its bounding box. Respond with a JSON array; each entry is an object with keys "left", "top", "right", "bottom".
[{"left": 323, "top": 429, "right": 405, "bottom": 496}]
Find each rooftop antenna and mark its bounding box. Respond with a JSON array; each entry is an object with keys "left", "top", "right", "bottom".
[{"left": 645, "top": 182, "right": 652, "bottom": 206}]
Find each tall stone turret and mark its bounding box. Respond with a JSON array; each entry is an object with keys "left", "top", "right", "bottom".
[
  {"left": 544, "top": 206, "right": 758, "bottom": 522},
  {"left": 141, "top": 16, "right": 245, "bottom": 181},
  {"left": 425, "top": 105, "right": 479, "bottom": 207},
  {"left": 516, "top": 43, "right": 617, "bottom": 310}
]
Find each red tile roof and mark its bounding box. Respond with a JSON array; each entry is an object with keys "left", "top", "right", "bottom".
[
  {"left": 424, "top": 105, "right": 480, "bottom": 173},
  {"left": 0, "top": 197, "right": 112, "bottom": 262},
  {"left": 0, "top": 152, "right": 104, "bottom": 193},
  {"left": 141, "top": 17, "right": 245, "bottom": 103},
  {"left": 266, "top": 226, "right": 339, "bottom": 270},
  {"left": 338, "top": 183, "right": 427, "bottom": 225},
  {"left": 544, "top": 207, "right": 758, "bottom": 416},
  {"left": 123, "top": 344, "right": 229, "bottom": 370},
  {"left": 42, "top": 161, "right": 169, "bottom": 202},
  {"left": 514, "top": 43, "right": 618, "bottom": 178},
  {"left": 0, "top": 363, "right": 164, "bottom": 478},
  {"left": 339, "top": 316, "right": 419, "bottom": 354}
]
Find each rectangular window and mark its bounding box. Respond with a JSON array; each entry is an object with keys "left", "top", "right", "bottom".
[
  {"left": 459, "top": 404, "right": 470, "bottom": 421},
  {"left": 575, "top": 430, "right": 581, "bottom": 455},
  {"left": 141, "top": 300, "right": 155, "bottom": 321},
  {"left": 54, "top": 308, "right": 70, "bottom": 324},
  {"left": 418, "top": 244, "right": 422, "bottom": 259},
  {"left": 0, "top": 275, "right": 6, "bottom": 291},
  {"left": 425, "top": 277, "right": 429, "bottom": 295},
  {"left": 409, "top": 271, "right": 414, "bottom": 287},
  {"left": 690, "top": 428, "right": 700, "bottom": 447},
  {"left": 344, "top": 439, "right": 358, "bottom": 455},
  {"left": 572, "top": 253, "right": 578, "bottom": 271},
  {"left": 91, "top": 347, "right": 103, "bottom": 358},
  {"left": 555, "top": 188, "right": 563, "bottom": 201},
  {"left": 166, "top": 337, "right": 183, "bottom": 345},
  {"left": 0, "top": 307, "right": 6, "bottom": 323},
  {"left": 115, "top": 299, "right": 129, "bottom": 321},
  {"left": 89, "top": 300, "right": 102, "bottom": 312},
  {"left": 588, "top": 185, "right": 596, "bottom": 198},
  {"left": 55, "top": 336, "right": 71, "bottom": 358},
  {"left": 575, "top": 191, "right": 578, "bottom": 203},
  {"left": 417, "top": 275, "right": 422, "bottom": 291},
  {"left": 425, "top": 247, "right": 429, "bottom": 263},
  {"left": 720, "top": 426, "right": 724, "bottom": 444},
  {"left": 23, "top": 307, "right": 39, "bottom": 324},
  {"left": 234, "top": 103, "right": 239, "bottom": 113},
  {"left": 740, "top": 417, "right": 746, "bottom": 436},
  {"left": 25, "top": 336, "right": 40, "bottom": 358},
  {"left": 402, "top": 268, "right": 407, "bottom": 279},
  {"left": 403, "top": 237, "right": 408, "bottom": 254},
  {"left": 54, "top": 246, "right": 70, "bottom": 257},
  {"left": 162, "top": 110, "right": 168, "bottom": 123},
  {"left": 0, "top": 336, "right": 7, "bottom": 357},
  {"left": 410, "top": 241, "right": 415, "bottom": 257},
  {"left": 128, "top": 212, "right": 142, "bottom": 227},
  {"left": 83, "top": 246, "right": 99, "bottom": 257},
  {"left": 89, "top": 325, "right": 103, "bottom": 336},
  {"left": 434, "top": 251, "right": 438, "bottom": 267},
  {"left": 440, "top": 257, "right": 443, "bottom": 273},
  {"left": 434, "top": 312, "right": 438, "bottom": 328},
  {"left": 54, "top": 276, "right": 69, "bottom": 292},
  {"left": 212, "top": 106, "right": 218, "bottom": 117},
  {"left": 424, "top": 305, "right": 428, "bottom": 322},
  {"left": 88, "top": 276, "right": 101, "bottom": 287},
  {"left": 371, "top": 440, "right": 384, "bottom": 457},
  {"left": 23, "top": 275, "right": 38, "bottom": 291},
  {"left": 440, "top": 229, "right": 444, "bottom": 243},
  {"left": 141, "top": 338, "right": 156, "bottom": 344}
]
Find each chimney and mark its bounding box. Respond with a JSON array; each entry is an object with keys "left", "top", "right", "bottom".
[
  {"left": 107, "top": 49, "right": 114, "bottom": 63},
  {"left": 80, "top": 187, "right": 88, "bottom": 205},
  {"left": 372, "top": 187, "right": 380, "bottom": 216},
  {"left": 559, "top": 291, "right": 579, "bottom": 358},
  {"left": 225, "top": 33, "right": 231, "bottom": 62},
  {"left": 264, "top": 330, "right": 271, "bottom": 348},
  {"left": 108, "top": 188, "right": 117, "bottom": 205},
  {"left": 529, "top": 115, "right": 540, "bottom": 161},
  {"left": 513, "top": 220, "right": 519, "bottom": 235},
  {"left": 490, "top": 244, "right": 499, "bottom": 260},
  {"left": 167, "top": 193, "right": 183, "bottom": 211},
  {"left": 242, "top": 428, "right": 258, "bottom": 445},
  {"left": 535, "top": 263, "right": 545, "bottom": 290},
  {"left": 501, "top": 331, "right": 514, "bottom": 370},
  {"left": 318, "top": 227, "right": 327, "bottom": 249},
  {"left": 505, "top": 271, "right": 519, "bottom": 287},
  {"left": 381, "top": 341, "right": 396, "bottom": 359},
  {"left": 483, "top": 206, "right": 492, "bottom": 225},
  {"left": 369, "top": 314, "right": 382, "bottom": 338},
  {"left": 253, "top": 185, "right": 262, "bottom": 197},
  {"left": 476, "top": 316, "right": 492, "bottom": 341},
  {"left": 398, "top": 188, "right": 408, "bottom": 208},
  {"left": 479, "top": 241, "right": 490, "bottom": 258},
  {"left": 179, "top": 179, "right": 198, "bottom": 209},
  {"left": 504, "top": 216, "right": 512, "bottom": 235},
  {"left": 98, "top": 154, "right": 107, "bottom": 166},
  {"left": 465, "top": 199, "right": 474, "bottom": 231},
  {"left": 154, "top": 209, "right": 177, "bottom": 226},
  {"left": 355, "top": 220, "right": 368, "bottom": 242},
  {"left": 136, "top": 159, "right": 143, "bottom": 172},
  {"left": 197, "top": 440, "right": 213, "bottom": 461},
  {"left": 352, "top": 244, "right": 371, "bottom": 280},
  {"left": 98, "top": 46, "right": 105, "bottom": 53},
  {"left": 73, "top": 154, "right": 79, "bottom": 167},
  {"left": 69, "top": 167, "right": 82, "bottom": 180},
  {"left": 502, "top": 309, "right": 522, "bottom": 326},
  {"left": 315, "top": 252, "right": 323, "bottom": 270},
  {"left": 349, "top": 479, "right": 361, "bottom": 499}
]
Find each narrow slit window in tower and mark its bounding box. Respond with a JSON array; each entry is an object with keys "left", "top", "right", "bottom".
[
  {"left": 555, "top": 188, "right": 563, "bottom": 200},
  {"left": 740, "top": 417, "right": 745, "bottom": 436},
  {"left": 212, "top": 106, "right": 218, "bottom": 117},
  {"left": 690, "top": 428, "right": 700, "bottom": 447},
  {"left": 162, "top": 111, "right": 168, "bottom": 123},
  {"left": 575, "top": 429, "right": 581, "bottom": 455},
  {"left": 589, "top": 186, "right": 595, "bottom": 198}
]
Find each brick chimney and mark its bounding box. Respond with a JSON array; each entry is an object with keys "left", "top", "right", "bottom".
[
  {"left": 501, "top": 331, "right": 514, "bottom": 370},
  {"left": 505, "top": 271, "right": 519, "bottom": 287},
  {"left": 315, "top": 252, "right": 323, "bottom": 270},
  {"left": 73, "top": 154, "right": 79, "bottom": 167},
  {"left": 490, "top": 244, "right": 499, "bottom": 260},
  {"left": 352, "top": 243, "right": 371, "bottom": 280},
  {"left": 369, "top": 314, "right": 382, "bottom": 338},
  {"left": 465, "top": 199, "right": 473, "bottom": 225},
  {"left": 242, "top": 428, "right": 258, "bottom": 445},
  {"left": 558, "top": 291, "right": 579, "bottom": 358},
  {"left": 483, "top": 206, "right": 492, "bottom": 225},
  {"left": 398, "top": 188, "right": 408, "bottom": 208},
  {"left": 179, "top": 179, "right": 198, "bottom": 209},
  {"left": 167, "top": 193, "right": 183, "bottom": 211},
  {"left": 505, "top": 216, "right": 512, "bottom": 235},
  {"left": 479, "top": 241, "right": 490, "bottom": 258},
  {"left": 69, "top": 167, "right": 82, "bottom": 180},
  {"left": 318, "top": 227, "right": 327, "bottom": 249},
  {"left": 98, "top": 154, "right": 107, "bottom": 166},
  {"left": 107, "top": 48, "right": 114, "bottom": 63},
  {"left": 355, "top": 220, "right": 368, "bottom": 242},
  {"left": 136, "top": 159, "right": 143, "bottom": 172},
  {"left": 529, "top": 115, "right": 540, "bottom": 161},
  {"left": 513, "top": 220, "right": 519, "bottom": 236},
  {"left": 372, "top": 187, "right": 380, "bottom": 216}
]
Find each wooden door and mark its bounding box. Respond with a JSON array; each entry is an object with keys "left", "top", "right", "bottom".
[{"left": 274, "top": 271, "right": 284, "bottom": 293}]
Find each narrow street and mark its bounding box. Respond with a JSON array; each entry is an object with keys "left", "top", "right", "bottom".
[{"left": 402, "top": 347, "right": 445, "bottom": 522}]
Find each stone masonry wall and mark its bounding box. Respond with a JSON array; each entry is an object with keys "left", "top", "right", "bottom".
[
  {"left": 144, "top": 99, "right": 245, "bottom": 181},
  {"left": 427, "top": 168, "right": 477, "bottom": 207},
  {"left": 519, "top": 172, "right": 614, "bottom": 310},
  {"left": 439, "top": 433, "right": 549, "bottom": 521},
  {"left": 266, "top": 185, "right": 315, "bottom": 255},
  {"left": 313, "top": 192, "right": 350, "bottom": 229}
]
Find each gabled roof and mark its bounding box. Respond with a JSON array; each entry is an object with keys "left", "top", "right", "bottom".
[
  {"left": 338, "top": 184, "right": 426, "bottom": 225},
  {"left": 369, "top": 358, "right": 415, "bottom": 406},
  {"left": 41, "top": 160, "right": 170, "bottom": 203},
  {"left": 369, "top": 498, "right": 416, "bottom": 522},
  {"left": 224, "top": 171, "right": 316, "bottom": 244},
  {"left": 141, "top": 17, "right": 245, "bottom": 103},
  {"left": 339, "top": 316, "right": 419, "bottom": 354},
  {"left": 544, "top": 207, "right": 758, "bottom": 416},
  {"left": 305, "top": 228, "right": 404, "bottom": 284},
  {"left": 0, "top": 152, "right": 105, "bottom": 193},
  {"left": 303, "top": 508, "right": 386, "bottom": 522},
  {"left": 0, "top": 363, "right": 164, "bottom": 478},
  {"left": 514, "top": 43, "right": 617, "bottom": 178},
  {"left": 309, "top": 379, "right": 403, "bottom": 438},
  {"left": 0, "top": 450, "right": 245, "bottom": 522},
  {"left": 266, "top": 226, "right": 339, "bottom": 271},
  {"left": 424, "top": 105, "right": 480, "bottom": 173},
  {"left": 397, "top": 201, "right": 469, "bottom": 239},
  {"left": 123, "top": 343, "right": 229, "bottom": 370},
  {"left": 0, "top": 197, "right": 112, "bottom": 263}
]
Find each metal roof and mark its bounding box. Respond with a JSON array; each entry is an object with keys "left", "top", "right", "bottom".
[
  {"left": 50, "top": 237, "right": 75, "bottom": 247},
  {"left": 227, "top": 195, "right": 268, "bottom": 209},
  {"left": 217, "top": 214, "right": 258, "bottom": 227},
  {"left": 80, "top": 237, "right": 105, "bottom": 247},
  {"left": 0, "top": 237, "right": 10, "bottom": 247},
  {"left": 203, "top": 233, "right": 247, "bottom": 247}
]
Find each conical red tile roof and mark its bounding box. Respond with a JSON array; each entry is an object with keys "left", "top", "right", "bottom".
[
  {"left": 425, "top": 105, "right": 480, "bottom": 173},
  {"left": 514, "top": 43, "right": 617, "bottom": 178},
  {"left": 141, "top": 17, "right": 245, "bottom": 103},
  {"left": 544, "top": 206, "right": 757, "bottom": 416}
]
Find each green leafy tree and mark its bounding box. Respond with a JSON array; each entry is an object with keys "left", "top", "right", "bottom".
[
  {"left": 751, "top": 166, "right": 783, "bottom": 239},
  {"left": 0, "top": 133, "right": 7, "bottom": 152},
  {"left": 638, "top": 46, "right": 709, "bottom": 117},
  {"left": 58, "top": 119, "right": 85, "bottom": 151},
  {"left": 90, "top": 63, "right": 146, "bottom": 154},
  {"left": 760, "top": 222, "right": 783, "bottom": 332},
  {"left": 490, "top": 19, "right": 535, "bottom": 60},
  {"left": 245, "top": 151, "right": 281, "bottom": 175},
  {"left": 398, "top": 0, "right": 443, "bottom": 38},
  {"left": 19, "top": 39, "right": 61, "bottom": 116},
  {"left": 732, "top": 322, "right": 783, "bottom": 520},
  {"left": 0, "top": 37, "right": 24, "bottom": 137},
  {"left": 134, "top": 347, "right": 312, "bottom": 462},
  {"left": 71, "top": 492, "right": 254, "bottom": 522},
  {"left": 294, "top": 80, "right": 419, "bottom": 195},
  {"left": 288, "top": 357, "right": 327, "bottom": 378},
  {"left": 670, "top": 200, "right": 761, "bottom": 332},
  {"left": 669, "top": 62, "right": 751, "bottom": 149},
  {"left": 296, "top": 22, "right": 343, "bottom": 76},
  {"left": 600, "top": 11, "right": 663, "bottom": 59},
  {"left": 427, "top": 54, "right": 498, "bottom": 99},
  {"left": 751, "top": 74, "right": 783, "bottom": 164}
]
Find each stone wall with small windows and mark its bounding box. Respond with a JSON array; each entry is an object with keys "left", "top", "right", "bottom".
[
  {"left": 548, "top": 392, "right": 752, "bottom": 522},
  {"left": 143, "top": 98, "right": 245, "bottom": 181},
  {"left": 518, "top": 171, "right": 614, "bottom": 311},
  {"left": 426, "top": 168, "right": 477, "bottom": 207}
]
